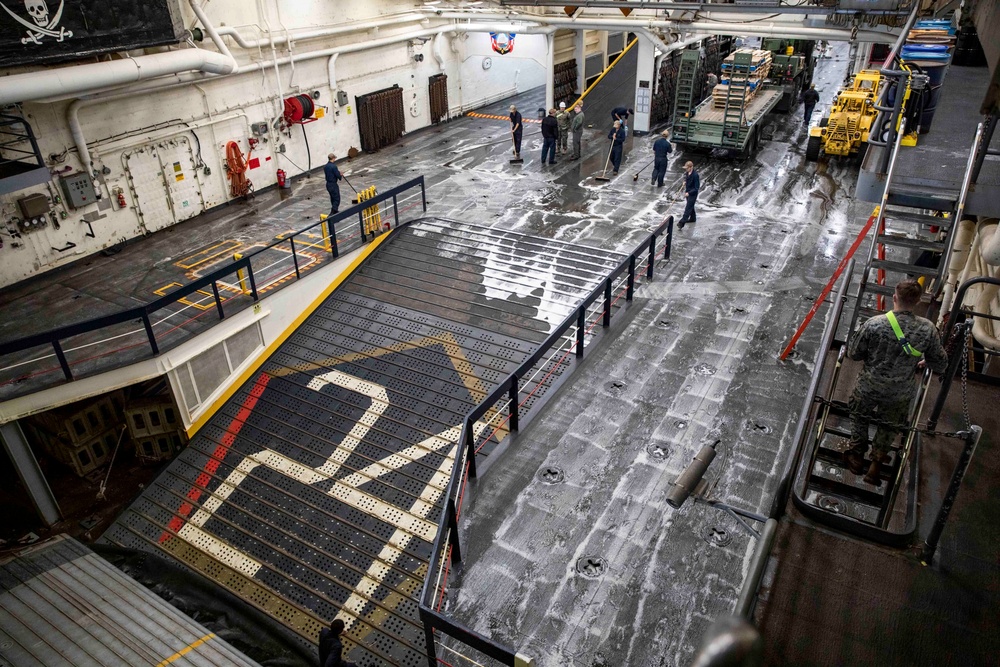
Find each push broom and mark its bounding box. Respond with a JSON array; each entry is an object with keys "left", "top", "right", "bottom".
[
  {"left": 594, "top": 140, "right": 615, "bottom": 182},
  {"left": 509, "top": 130, "right": 524, "bottom": 164}
]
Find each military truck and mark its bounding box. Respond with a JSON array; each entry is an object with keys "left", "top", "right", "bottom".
[{"left": 762, "top": 38, "right": 817, "bottom": 112}]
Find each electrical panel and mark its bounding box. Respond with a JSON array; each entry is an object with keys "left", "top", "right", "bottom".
[
  {"left": 17, "top": 193, "right": 50, "bottom": 219},
  {"left": 251, "top": 122, "right": 269, "bottom": 135},
  {"left": 337, "top": 90, "right": 349, "bottom": 106},
  {"left": 59, "top": 172, "right": 98, "bottom": 209}
]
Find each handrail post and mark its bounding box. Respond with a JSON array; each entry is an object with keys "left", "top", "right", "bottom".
[
  {"left": 393, "top": 194, "right": 399, "bottom": 228},
  {"left": 289, "top": 237, "right": 300, "bottom": 279},
  {"left": 626, "top": 255, "right": 636, "bottom": 301},
  {"left": 465, "top": 422, "right": 477, "bottom": 479},
  {"left": 576, "top": 306, "right": 585, "bottom": 358},
  {"left": 664, "top": 217, "right": 673, "bottom": 261},
  {"left": 447, "top": 497, "right": 462, "bottom": 563},
  {"left": 421, "top": 616, "right": 437, "bottom": 667},
  {"left": 330, "top": 217, "right": 339, "bottom": 258},
  {"left": 603, "top": 278, "right": 612, "bottom": 327},
  {"left": 211, "top": 281, "right": 225, "bottom": 319},
  {"left": 52, "top": 340, "right": 72, "bottom": 380},
  {"left": 921, "top": 425, "right": 982, "bottom": 565},
  {"left": 508, "top": 376, "right": 519, "bottom": 432},
  {"left": 141, "top": 313, "right": 159, "bottom": 355},
  {"left": 647, "top": 234, "right": 656, "bottom": 279},
  {"left": 420, "top": 175, "right": 427, "bottom": 211},
  {"left": 246, "top": 263, "right": 259, "bottom": 301},
  {"left": 359, "top": 209, "right": 367, "bottom": 242}
]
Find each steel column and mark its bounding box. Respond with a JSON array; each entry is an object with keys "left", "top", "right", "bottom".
[
  {"left": 289, "top": 237, "right": 300, "bottom": 279},
  {"left": 246, "top": 263, "right": 259, "bottom": 301},
  {"left": 465, "top": 421, "right": 477, "bottom": 479},
  {"left": 447, "top": 497, "right": 462, "bottom": 563},
  {"left": 627, "top": 255, "right": 636, "bottom": 301},
  {"left": 141, "top": 313, "right": 159, "bottom": 355},
  {"left": 211, "top": 281, "right": 225, "bottom": 319},
  {"left": 52, "top": 340, "right": 72, "bottom": 380},
  {"left": 603, "top": 277, "right": 612, "bottom": 327},
  {"left": 576, "top": 306, "right": 585, "bottom": 358},
  {"left": 0, "top": 421, "right": 61, "bottom": 526},
  {"left": 508, "top": 376, "right": 519, "bottom": 431}
]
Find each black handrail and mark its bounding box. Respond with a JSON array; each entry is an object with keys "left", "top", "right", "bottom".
[
  {"left": 0, "top": 177, "right": 427, "bottom": 383},
  {"left": 418, "top": 215, "right": 674, "bottom": 667}
]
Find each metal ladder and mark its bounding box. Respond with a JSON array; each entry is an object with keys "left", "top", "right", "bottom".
[
  {"left": 673, "top": 50, "right": 700, "bottom": 136},
  {"left": 720, "top": 52, "right": 751, "bottom": 149},
  {"left": 792, "top": 119, "right": 959, "bottom": 544}
]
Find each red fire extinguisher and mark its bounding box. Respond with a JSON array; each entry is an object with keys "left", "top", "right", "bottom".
[
  {"left": 276, "top": 169, "right": 287, "bottom": 188},
  {"left": 116, "top": 190, "right": 127, "bottom": 209}
]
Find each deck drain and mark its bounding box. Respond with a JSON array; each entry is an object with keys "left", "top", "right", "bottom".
[
  {"left": 691, "top": 272, "right": 707, "bottom": 280},
  {"left": 538, "top": 466, "right": 565, "bottom": 484},
  {"left": 818, "top": 496, "right": 844, "bottom": 513},
  {"left": 693, "top": 363, "right": 717, "bottom": 376},
  {"left": 604, "top": 379, "right": 627, "bottom": 395},
  {"left": 674, "top": 420, "right": 687, "bottom": 429},
  {"left": 754, "top": 279, "right": 765, "bottom": 285},
  {"left": 717, "top": 235, "right": 734, "bottom": 243},
  {"left": 657, "top": 319, "right": 676, "bottom": 330},
  {"left": 702, "top": 525, "right": 734, "bottom": 547},
  {"left": 746, "top": 421, "right": 771, "bottom": 434},
  {"left": 576, "top": 556, "right": 608, "bottom": 578},
  {"left": 785, "top": 349, "right": 801, "bottom": 360},
  {"left": 646, "top": 443, "right": 670, "bottom": 460}
]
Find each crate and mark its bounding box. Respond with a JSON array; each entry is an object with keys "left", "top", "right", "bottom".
[
  {"left": 124, "top": 396, "right": 182, "bottom": 439},
  {"left": 48, "top": 427, "right": 120, "bottom": 477},
  {"left": 33, "top": 395, "right": 118, "bottom": 447},
  {"left": 135, "top": 431, "right": 186, "bottom": 462}
]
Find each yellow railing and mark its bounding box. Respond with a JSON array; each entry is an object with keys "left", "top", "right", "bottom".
[
  {"left": 570, "top": 37, "right": 638, "bottom": 110},
  {"left": 358, "top": 186, "right": 384, "bottom": 236}
]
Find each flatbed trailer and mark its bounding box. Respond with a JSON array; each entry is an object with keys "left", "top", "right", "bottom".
[
  {"left": 672, "top": 50, "right": 780, "bottom": 156},
  {"left": 674, "top": 87, "right": 783, "bottom": 154}
]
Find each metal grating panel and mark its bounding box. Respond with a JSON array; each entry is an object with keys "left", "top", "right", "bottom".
[{"left": 101, "top": 218, "right": 625, "bottom": 666}]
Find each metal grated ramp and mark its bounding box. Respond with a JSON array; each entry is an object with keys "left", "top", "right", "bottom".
[{"left": 100, "top": 218, "right": 626, "bottom": 666}]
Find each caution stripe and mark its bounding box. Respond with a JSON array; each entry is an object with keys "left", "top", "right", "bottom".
[{"left": 466, "top": 111, "right": 541, "bottom": 124}]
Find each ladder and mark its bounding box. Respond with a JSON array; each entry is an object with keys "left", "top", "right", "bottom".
[
  {"left": 792, "top": 119, "right": 979, "bottom": 544},
  {"left": 673, "top": 50, "right": 700, "bottom": 137},
  {"left": 720, "top": 52, "right": 751, "bottom": 149}
]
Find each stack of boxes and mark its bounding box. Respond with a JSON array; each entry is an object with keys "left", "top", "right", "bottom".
[
  {"left": 712, "top": 49, "right": 773, "bottom": 109},
  {"left": 30, "top": 396, "right": 122, "bottom": 477},
  {"left": 124, "top": 397, "right": 188, "bottom": 463}
]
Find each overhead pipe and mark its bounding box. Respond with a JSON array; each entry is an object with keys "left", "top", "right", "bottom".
[
  {"left": 215, "top": 13, "right": 429, "bottom": 49},
  {"left": 422, "top": 9, "right": 901, "bottom": 42},
  {"left": 0, "top": 0, "right": 236, "bottom": 108}
]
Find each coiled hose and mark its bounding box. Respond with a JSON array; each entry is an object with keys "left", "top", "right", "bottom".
[{"left": 225, "top": 141, "right": 254, "bottom": 200}]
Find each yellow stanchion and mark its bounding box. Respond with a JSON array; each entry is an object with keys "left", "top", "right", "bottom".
[
  {"left": 360, "top": 186, "right": 382, "bottom": 236},
  {"left": 319, "top": 215, "right": 333, "bottom": 252},
  {"left": 233, "top": 252, "right": 251, "bottom": 295}
]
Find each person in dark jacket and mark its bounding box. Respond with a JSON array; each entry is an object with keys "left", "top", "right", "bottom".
[
  {"left": 802, "top": 84, "right": 820, "bottom": 124},
  {"left": 650, "top": 130, "right": 673, "bottom": 187},
  {"left": 324, "top": 154, "right": 343, "bottom": 216},
  {"left": 607, "top": 120, "right": 627, "bottom": 174},
  {"left": 541, "top": 108, "right": 559, "bottom": 165},
  {"left": 509, "top": 105, "right": 523, "bottom": 158},
  {"left": 677, "top": 160, "right": 700, "bottom": 228},
  {"left": 612, "top": 106, "right": 633, "bottom": 125},
  {"left": 319, "top": 619, "right": 358, "bottom": 667}
]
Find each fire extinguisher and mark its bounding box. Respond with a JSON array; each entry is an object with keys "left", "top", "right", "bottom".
[
  {"left": 116, "top": 189, "right": 127, "bottom": 209},
  {"left": 276, "top": 169, "right": 287, "bottom": 188}
]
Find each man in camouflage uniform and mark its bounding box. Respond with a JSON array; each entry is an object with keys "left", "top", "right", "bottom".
[
  {"left": 556, "top": 102, "right": 572, "bottom": 155},
  {"left": 844, "top": 280, "right": 948, "bottom": 485}
]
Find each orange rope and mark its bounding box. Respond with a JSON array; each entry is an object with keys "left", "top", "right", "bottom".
[{"left": 225, "top": 141, "right": 253, "bottom": 199}]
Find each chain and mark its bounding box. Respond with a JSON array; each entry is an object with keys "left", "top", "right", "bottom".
[
  {"left": 960, "top": 324, "right": 972, "bottom": 430},
  {"left": 812, "top": 395, "right": 970, "bottom": 440}
]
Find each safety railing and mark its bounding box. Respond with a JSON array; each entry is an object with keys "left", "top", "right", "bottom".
[
  {"left": 418, "top": 216, "right": 674, "bottom": 667},
  {"left": 0, "top": 176, "right": 426, "bottom": 397}
]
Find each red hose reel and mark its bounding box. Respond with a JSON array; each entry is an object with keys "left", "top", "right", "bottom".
[{"left": 282, "top": 94, "right": 317, "bottom": 124}]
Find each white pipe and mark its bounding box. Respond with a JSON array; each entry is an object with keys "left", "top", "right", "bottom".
[
  {"left": 215, "top": 13, "right": 427, "bottom": 49},
  {"left": 327, "top": 53, "right": 339, "bottom": 91},
  {"left": 424, "top": 10, "right": 899, "bottom": 42},
  {"left": 256, "top": 0, "right": 285, "bottom": 123},
  {"left": 0, "top": 49, "right": 235, "bottom": 107},
  {"left": 545, "top": 32, "right": 555, "bottom": 110}
]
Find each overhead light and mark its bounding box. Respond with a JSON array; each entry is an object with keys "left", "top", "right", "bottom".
[{"left": 423, "top": 1, "right": 441, "bottom": 5}]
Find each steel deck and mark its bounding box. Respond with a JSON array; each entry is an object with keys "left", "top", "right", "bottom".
[{"left": 100, "top": 218, "right": 626, "bottom": 666}]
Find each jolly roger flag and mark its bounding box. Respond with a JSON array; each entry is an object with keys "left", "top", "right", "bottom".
[{"left": 0, "top": 0, "right": 185, "bottom": 67}]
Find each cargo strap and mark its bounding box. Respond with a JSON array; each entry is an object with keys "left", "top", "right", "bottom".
[{"left": 886, "top": 311, "right": 923, "bottom": 357}]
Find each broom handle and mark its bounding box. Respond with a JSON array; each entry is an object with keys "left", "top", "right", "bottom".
[{"left": 601, "top": 140, "right": 614, "bottom": 178}]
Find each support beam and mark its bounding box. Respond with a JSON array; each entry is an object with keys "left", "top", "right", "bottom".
[
  {"left": 574, "top": 29, "right": 587, "bottom": 101},
  {"left": 0, "top": 421, "right": 61, "bottom": 527},
  {"left": 633, "top": 34, "right": 656, "bottom": 134},
  {"left": 546, "top": 32, "right": 556, "bottom": 111}
]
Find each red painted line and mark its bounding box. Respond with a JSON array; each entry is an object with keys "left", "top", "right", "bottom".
[{"left": 158, "top": 372, "right": 272, "bottom": 543}]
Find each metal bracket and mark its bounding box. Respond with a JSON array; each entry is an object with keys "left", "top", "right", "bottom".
[{"left": 51, "top": 241, "right": 77, "bottom": 253}]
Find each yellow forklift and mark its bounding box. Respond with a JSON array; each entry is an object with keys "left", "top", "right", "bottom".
[{"left": 806, "top": 69, "right": 883, "bottom": 161}]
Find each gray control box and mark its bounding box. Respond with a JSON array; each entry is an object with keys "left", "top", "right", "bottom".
[
  {"left": 59, "top": 172, "right": 98, "bottom": 209},
  {"left": 337, "top": 90, "right": 349, "bottom": 106}
]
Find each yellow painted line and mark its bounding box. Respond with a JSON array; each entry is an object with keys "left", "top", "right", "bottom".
[
  {"left": 154, "top": 282, "right": 215, "bottom": 311},
  {"left": 156, "top": 633, "right": 216, "bottom": 666},
  {"left": 176, "top": 240, "right": 241, "bottom": 270},
  {"left": 187, "top": 233, "right": 394, "bottom": 438}
]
